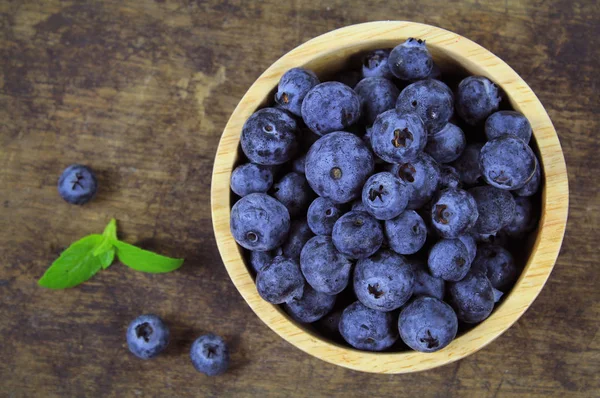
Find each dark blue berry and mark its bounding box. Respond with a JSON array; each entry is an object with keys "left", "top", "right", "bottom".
[
  {"left": 451, "top": 143, "right": 484, "bottom": 185},
  {"left": 384, "top": 210, "right": 427, "bottom": 255},
  {"left": 362, "top": 49, "right": 394, "bottom": 79},
  {"left": 456, "top": 76, "right": 501, "bottom": 125},
  {"left": 428, "top": 237, "right": 472, "bottom": 281},
  {"left": 472, "top": 244, "right": 518, "bottom": 291},
  {"left": 388, "top": 38, "right": 433, "bottom": 81},
  {"left": 335, "top": 69, "right": 362, "bottom": 89},
  {"left": 469, "top": 185, "right": 516, "bottom": 234},
  {"left": 57, "top": 164, "right": 98, "bottom": 205},
  {"left": 448, "top": 270, "right": 495, "bottom": 323},
  {"left": 230, "top": 193, "right": 290, "bottom": 251},
  {"left": 514, "top": 155, "right": 541, "bottom": 196},
  {"left": 399, "top": 296, "right": 458, "bottom": 352},
  {"left": 354, "top": 77, "right": 400, "bottom": 125},
  {"left": 256, "top": 256, "right": 304, "bottom": 304},
  {"left": 396, "top": 79, "right": 454, "bottom": 134},
  {"left": 485, "top": 110, "right": 532, "bottom": 143},
  {"left": 371, "top": 110, "right": 427, "bottom": 164},
  {"left": 439, "top": 165, "right": 461, "bottom": 189},
  {"left": 292, "top": 154, "right": 306, "bottom": 174},
  {"left": 473, "top": 230, "right": 509, "bottom": 247},
  {"left": 353, "top": 250, "right": 414, "bottom": 311},
  {"left": 458, "top": 234, "right": 477, "bottom": 265},
  {"left": 390, "top": 153, "right": 441, "bottom": 209},
  {"left": 361, "top": 172, "right": 410, "bottom": 220},
  {"left": 351, "top": 198, "right": 368, "bottom": 212},
  {"left": 126, "top": 314, "right": 169, "bottom": 360},
  {"left": 273, "top": 172, "right": 315, "bottom": 217},
  {"left": 332, "top": 211, "right": 383, "bottom": 259},
  {"left": 301, "top": 82, "right": 361, "bottom": 136},
  {"left": 339, "top": 301, "right": 398, "bottom": 351},
  {"left": 307, "top": 197, "right": 345, "bottom": 236},
  {"left": 305, "top": 132, "right": 374, "bottom": 204},
  {"left": 282, "top": 219, "right": 314, "bottom": 260},
  {"left": 480, "top": 136, "right": 537, "bottom": 190},
  {"left": 275, "top": 68, "right": 320, "bottom": 116},
  {"left": 284, "top": 284, "right": 336, "bottom": 323},
  {"left": 505, "top": 196, "right": 537, "bottom": 237},
  {"left": 431, "top": 188, "right": 479, "bottom": 238},
  {"left": 425, "top": 122, "right": 465, "bottom": 163},
  {"left": 241, "top": 108, "right": 298, "bottom": 165},
  {"left": 408, "top": 258, "right": 445, "bottom": 300},
  {"left": 314, "top": 309, "right": 343, "bottom": 339},
  {"left": 230, "top": 163, "right": 274, "bottom": 197},
  {"left": 300, "top": 235, "right": 352, "bottom": 295},
  {"left": 190, "top": 334, "right": 230, "bottom": 376},
  {"left": 249, "top": 249, "right": 278, "bottom": 273}
]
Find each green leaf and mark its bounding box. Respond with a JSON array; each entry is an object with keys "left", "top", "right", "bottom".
[
  {"left": 102, "top": 218, "right": 118, "bottom": 241},
  {"left": 98, "top": 248, "right": 116, "bottom": 270},
  {"left": 38, "top": 234, "right": 105, "bottom": 289},
  {"left": 93, "top": 219, "right": 118, "bottom": 256},
  {"left": 113, "top": 240, "right": 184, "bottom": 273}
]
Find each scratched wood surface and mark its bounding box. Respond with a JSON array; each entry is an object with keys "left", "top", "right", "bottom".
[{"left": 0, "top": 0, "right": 598, "bottom": 397}]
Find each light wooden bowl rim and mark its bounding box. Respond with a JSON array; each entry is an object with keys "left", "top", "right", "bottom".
[{"left": 211, "top": 21, "right": 569, "bottom": 374}]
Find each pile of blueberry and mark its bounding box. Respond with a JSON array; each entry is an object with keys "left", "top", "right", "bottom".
[{"left": 229, "top": 38, "right": 540, "bottom": 353}]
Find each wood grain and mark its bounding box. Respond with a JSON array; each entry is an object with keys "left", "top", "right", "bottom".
[{"left": 0, "top": 0, "right": 598, "bottom": 395}]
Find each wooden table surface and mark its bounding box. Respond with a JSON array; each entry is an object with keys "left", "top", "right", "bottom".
[{"left": 1, "top": 1, "right": 598, "bottom": 396}]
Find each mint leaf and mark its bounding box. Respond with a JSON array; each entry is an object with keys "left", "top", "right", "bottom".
[
  {"left": 113, "top": 240, "right": 184, "bottom": 273},
  {"left": 93, "top": 219, "right": 118, "bottom": 256},
  {"left": 38, "top": 234, "right": 104, "bottom": 289},
  {"left": 98, "top": 248, "right": 116, "bottom": 270},
  {"left": 102, "top": 218, "right": 117, "bottom": 240}
]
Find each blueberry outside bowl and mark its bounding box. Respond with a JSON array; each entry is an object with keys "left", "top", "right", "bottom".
[{"left": 210, "top": 21, "right": 569, "bottom": 373}]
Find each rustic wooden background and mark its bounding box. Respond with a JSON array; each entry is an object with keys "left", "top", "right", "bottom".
[{"left": 0, "top": 0, "right": 598, "bottom": 396}]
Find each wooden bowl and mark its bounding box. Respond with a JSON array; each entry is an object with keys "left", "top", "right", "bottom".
[{"left": 211, "top": 21, "right": 569, "bottom": 373}]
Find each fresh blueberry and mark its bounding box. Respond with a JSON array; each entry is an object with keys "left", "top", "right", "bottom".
[
  {"left": 335, "top": 69, "right": 362, "bottom": 89},
  {"left": 307, "top": 197, "right": 345, "bottom": 236},
  {"left": 190, "top": 334, "right": 230, "bottom": 376},
  {"left": 230, "top": 193, "right": 290, "bottom": 251},
  {"left": 274, "top": 68, "right": 320, "bottom": 116},
  {"left": 396, "top": 79, "right": 454, "bottom": 134},
  {"left": 354, "top": 249, "right": 415, "bottom": 311},
  {"left": 471, "top": 244, "right": 518, "bottom": 291},
  {"left": 230, "top": 163, "right": 274, "bottom": 197},
  {"left": 314, "top": 309, "right": 343, "bottom": 339},
  {"left": 388, "top": 38, "right": 433, "bottom": 81},
  {"left": 427, "top": 237, "right": 472, "bottom": 281},
  {"left": 485, "top": 110, "right": 532, "bottom": 143},
  {"left": 408, "top": 258, "right": 445, "bottom": 300},
  {"left": 426, "top": 62, "right": 441, "bottom": 79},
  {"left": 362, "top": 49, "right": 394, "bottom": 79},
  {"left": 300, "top": 235, "right": 352, "bottom": 295},
  {"left": 301, "top": 82, "right": 361, "bottom": 136},
  {"left": 370, "top": 109, "right": 427, "bottom": 164},
  {"left": 249, "top": 249, "right": 279, "bottom": 273},
  {"left": 332, "top": 211, "right": 383, "bottom": 259},
  {"left": 480, "top": 136, "right": 537, "bottom": 190},
  {"left": 361, "top": 172, "right": 410, "bottom": 220},
  {"left": 456, "top": 76, "right": 501, "bottom": 125},
  {"left": 439, "top": 165, "right": 461, "bottom": 189},
  {"left": 384, "top": 210, "right": 427, "bottom": 255},
  {"left": 241, "top": 108, "right": 298, "bottom": 165},
  {"left": 473, "top": 230, "right": 509, "bottom": 247},
  {"left": 292, "top": 154, "right": 306, "bottom": 174},
  {"left": 354, "top": 77, "right": 400, "bottom": 125},
  {"left": 390, "top": 153, "right": 441, "bottom": 209},
  {"left": 430, "top": 188, "right": 479, "bottom": 238},
  {"left": 425, "top": 122, "right": 465, "bottom": 163},
  {"left": 272, "top": 172, "right": 315, "bottom": 217},
  {"left": 57, "top": 164, "right": 98, "bottom": 205},
  {"left": 305, "top": 131, "right": 375, "bottom": 203},
  {"left": 451, "top": 143, "right": 484, "bottom": 185},
  {"left": 351, "top": 198, "right": 368, "bottom": 212},
  {"left": 458, "top": 234, "right": 477, "bottom": 265},
  {"left": 514, "top": 155, "right": 541, "bottom": 196},
  {"left": 256, "top": 256, "right": 304, "bottom": 304},
  {"left": 505, "top": 196, "right": 537, "bottom": 237},
  {"left": 284, "top": 284, "right": 336, "bottom": 323},
  {"left": 469, "top": 185, "right": 516, "bottom": 234},
  {"left": 339, "top": 301, "right": 398, "bottom": 351},
  {"left": 282, "top": 219, "right": 314, "bottom": 260},
  {"left": 448, "top": 270, "right": 495, "bottom": 323},
  {"left": 399, "top": 296, "right": 458, "bottom": 352},
  {"left": 126, "top": 314, "right": 170, "bottom": 360}
]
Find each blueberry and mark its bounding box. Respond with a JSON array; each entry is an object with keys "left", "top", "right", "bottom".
[
  {"left": 307, "top": 197, "right": 345, "bottom": 236},
  {"left": 471, "top": 244, "right": 518, "bottom": 291},
  {"left": 354, "top": 249, "right": 414, "bottom": 311},
  {"left": 469, "top": 185, "right": 516, "bottom": 234},
  {"left": 230, "top": 193, "right": 290, "bottom": 251},
  {"left": 479, "top": 136, "right": 537, "bottom": 190},
  {"left": 505, "top": 196, "right": 537, "bottom": 237},
  {"left": 399, "top": 296, "right": 458, "bottom": 352},
  {"left": 354, "top": 77, "right": 400, "bottom": 125},
  {"left": 241, "top": 108, "right": 298, "bottom": 165},
  {"left": 301, "top": 82, "right": 361, "bottom": 136},
  {"left": 473, "top": 230, "right": 509, "bottom": 247},
  {"left": 190, "top": 334, "right": 230, "bottom": 376},
  {"left": 384, "top": 210, "right": 427, "bottom": 255},
  {"left": 456, "top": 76, "right": 501, "bottom": 125},
  {"left": 126, "top": 314, "right": 170, "bottom": 359},
  {"left": 425, "top": 122, "right": 465, "bottom": 163},
  {"left": 272, "top": 172, "right": 315, "bottom": 217},
  {"left": 426, "top": 62, "right": 441, "bottom": 80},
  {"left": 439, "top": 165, "right": 461, "bottom": 189},
  {"left": 249, "top": 249, "right": 279, "bottom": 273},
  {"left": 451, "top": 143, "right": 484, "bottom": 185},
  {"left": 458, "top": 234, "right": 477, "bottom": 265},
  {"left": 362, "top": 49, "right": 394, "bottom": 79},
  {"left": 390, "top": 153, "right": 441, "bottom": 209},
  {"left": 430, "top": 188, "right": 479, "bottom": 238},
  {"left": 351, "top": 198, "right": 368, "bottom": 212},
  {"left": 332, "top": 211, "right": 383, "bottom": 259},
  {"left": 230, "top": 163, "right": 274, "bottom": 197},
  {"left": 335, "top": 69, "right": 362, "bottom": 89},
  {"left": 282, "top": 219, "right": 314, "bottom": 260},
  {"left": 514, "top": 155, "right": 541, "bottom": 196},
  {"left": 256, "top": 256, "right": 304, "bottom": 304},
  {"left": 305, "top": 131, "right": 375, "bottom": 203},
  {"left": 292, "top": 154, "right": 306, "bottom": 174},
  {"left": 448, "top": 270, "right": 495, "bottom": 323},
  {"left": 300, "top": 235, "right": 352, "bottom": 295},
  {"left": 314, "top": 309, "right": 343, "bottom": 339},
  {"left": 361, "top": 172, "right": 410, "bottom": 221},
  {"left": 427, "top": 238, "right": 472, "bottom": 281},
  {"left": 339, "top": 301, "right": 398, "bottom": 351},
  {"left": 408, "top": 258, "right": 445, "bottom": 300},
  {"left": 57, "top": 164, "right": 98, "bottom": 205},
  {"left": 370, "top": 110, "right": 427, "bottom": 164},
  {"left": 274, "top": 68, "right": 320, "bottom": 116},
  {"left": 396, "top": 79, "right": 454, "bottom": 134},
  {"left": 485, "top": 110, "right": 532, "bottom": 143},
  {"left": 388, "top": 38, "right": 433, "bottom": 81},
  {"left": 284, "top": 284, "right": 336, "bottom": 323}
]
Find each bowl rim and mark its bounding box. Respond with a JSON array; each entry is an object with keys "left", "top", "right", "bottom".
[{"left": 211, "top": 21, "right": 569, "bottom": 374}]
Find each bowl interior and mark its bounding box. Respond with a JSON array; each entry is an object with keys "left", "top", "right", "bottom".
[{"left": 211, "top": 21, "right": 569, "bottom": 373}]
